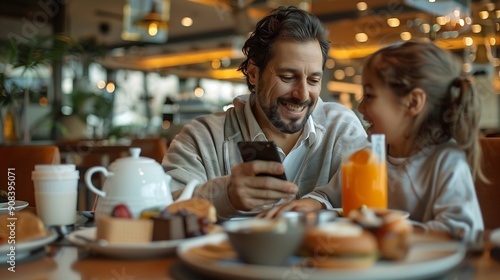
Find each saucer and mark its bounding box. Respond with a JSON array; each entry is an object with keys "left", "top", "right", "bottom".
[{"left": 0, "top": 200, "right": 29, "bottom": 214}]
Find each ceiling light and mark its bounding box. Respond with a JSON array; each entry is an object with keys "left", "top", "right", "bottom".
[
  {"left": 326, "top": 58, "right": 335, "bottom": 69},
  {"left": 211, "top": 59, "right": 221, "bottom": 69},
  {"left": 479, "top": 10, "right": 489, "bottom": 19},
  {"left": 490, "top": 38, "right": 496, "bottom": 45},
  {"left": 134, "top": 1, "right": 169, "bottom": 36},
  {"left": 436, "top": 16, "right": 448, "bottom": 25},
  {"left": 344, "top": 66, "right": 355, "bottom": 77},
  {"left": 420, "top": 23, "right": 431, "bottom": 33},
  {"left": 387, "top": 18, "right": 400, "bottom": 27},
  {"left": 471, "top": 24, "right": 482, "bottom": 33},
  {"left": 400, "top": 32, "right": 412, "bottom": 41},
  {"left": 334, "top": 70, "right": 345, "bottom": 80},
  {"left": 181, "top": 17, "right": 193, "bottom": 27},
  {"left": 106, "top": 82, "right": 116, "bottom": 93},
  {"left": 356, "top": 2, "right": 368, "bottom": 11},
  {"left": 463, "top": 37, "right": 473, "bottom": 46},
  {"left": 355, "top": 33, "right": 368, "bottom": 43},
  {"left": 194, "top": 80, "right": 204, "bottom": 97},
  {"left": 97, "top": 80, "right": 106, "bottom": 89}
]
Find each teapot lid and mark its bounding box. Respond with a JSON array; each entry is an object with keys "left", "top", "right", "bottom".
[{"left": 110, "top": 147, "right": 157, "bottom": 168}]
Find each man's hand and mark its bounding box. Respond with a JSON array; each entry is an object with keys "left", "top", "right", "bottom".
[
  {"left": 228, "top": 160, "right": 298, "bottom": 211},
  {"left": 256, "top": 198, "right": 325, "bottom": 219}
]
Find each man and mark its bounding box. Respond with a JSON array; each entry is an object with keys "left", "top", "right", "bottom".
[{"left": 162, "top": 6, "right": 366, "bottom": 220}]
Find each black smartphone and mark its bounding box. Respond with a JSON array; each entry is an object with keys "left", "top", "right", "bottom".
[{"left": 237, "top": 141, "right": 287, "bottom": 180}]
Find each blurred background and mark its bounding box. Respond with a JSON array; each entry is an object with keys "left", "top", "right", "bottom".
[{"left": 1, "top": 0, "right": 499, "bottom": 144}]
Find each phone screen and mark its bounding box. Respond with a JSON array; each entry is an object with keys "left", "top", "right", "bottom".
[{"left": 237, "top": 141, "right": 287, "bottom": 180}]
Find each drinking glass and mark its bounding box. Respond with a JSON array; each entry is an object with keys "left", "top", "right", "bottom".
[{"left": 341, "top": 134, "right": 387, "bottom": 217}]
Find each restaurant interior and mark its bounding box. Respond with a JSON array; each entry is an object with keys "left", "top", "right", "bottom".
[
  {"left": 1, "top": 1, "right": 500, "bottom": 279},
  {"left": 1, "top": 0, "right": 499, "bottom": 144}
]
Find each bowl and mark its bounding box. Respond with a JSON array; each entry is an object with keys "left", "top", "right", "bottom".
[
  {"left": 223, "top": 217, "right": 306, "bottom": 266},
  {"left": 490, "top": 228, "right": 500, "bottom": 261},
  {"left": 281, "top": 210, "right": 339, "bottom": 227}
]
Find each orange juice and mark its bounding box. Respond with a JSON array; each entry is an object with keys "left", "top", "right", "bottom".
[{"left": 341, "top": 147, "right": 387, "bottom": 217}]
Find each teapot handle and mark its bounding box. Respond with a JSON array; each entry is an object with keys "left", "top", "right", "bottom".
[{"left": 85, "top": 166, "right": 109, "bottom": 198}]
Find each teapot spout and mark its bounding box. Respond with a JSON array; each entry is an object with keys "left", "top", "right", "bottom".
[{"left": 176, "top": 180, "right": 199, "bottom": 202}]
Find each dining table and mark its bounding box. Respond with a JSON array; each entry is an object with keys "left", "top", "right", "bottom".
[{"left": 1, "top": 208, "right": 499, "bottom": 280}]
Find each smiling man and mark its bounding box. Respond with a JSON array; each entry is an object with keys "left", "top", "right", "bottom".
[{"left": 162, "top": 6, "right": 367, "bottom": 220}]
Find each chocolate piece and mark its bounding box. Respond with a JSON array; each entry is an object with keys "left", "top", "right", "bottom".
[
  {"left": 151, "top": 213, "right": 185, "bottom": 241},
  {"left": 180, "top": 211, "right": 203, "bottom": 238}
]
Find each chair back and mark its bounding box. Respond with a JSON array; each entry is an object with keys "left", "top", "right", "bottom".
[
  {"left": 131, "top": 138, "right": 168, "bottom": 164},
  {"left": 0, "top": 145, "right": 61, "bottom": 207},
  {"left": 476, "top": 137, "right": 500, "bottom": 229}
]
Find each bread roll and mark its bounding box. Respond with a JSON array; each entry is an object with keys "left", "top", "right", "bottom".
[
  {"left": 303, "top": 221, "right": 378, "bottom": 269},
  {"left": 0, "top": 212, "right": 46, "bottom": 244}
]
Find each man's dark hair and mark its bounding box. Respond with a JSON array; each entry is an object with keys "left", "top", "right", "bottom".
[{"left": 238, "top": 6, "right": 330, "bottom": 93}]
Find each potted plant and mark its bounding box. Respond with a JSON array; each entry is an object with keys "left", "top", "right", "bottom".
[{"left": 0, "top": 35, "right": 80, "bottom": 143}]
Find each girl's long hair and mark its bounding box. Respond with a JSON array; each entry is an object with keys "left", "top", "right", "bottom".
[{"left": 364, "top": 40, "right": 485, "bottom": 182}]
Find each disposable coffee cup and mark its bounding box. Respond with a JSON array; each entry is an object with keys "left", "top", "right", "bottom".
[{"left": 32, "top": 164, "right": 79, "bottom": 226}]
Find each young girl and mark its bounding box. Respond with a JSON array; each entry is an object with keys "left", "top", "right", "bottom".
[{"left": 264, "top": 40, "right": 485, "bottom": 242}]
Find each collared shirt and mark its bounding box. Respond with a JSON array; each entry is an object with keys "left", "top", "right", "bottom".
[{"left": 243, "top": 97, "right": 317, "bottom": 182}]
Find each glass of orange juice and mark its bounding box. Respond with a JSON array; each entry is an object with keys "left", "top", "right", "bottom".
[{"left": 341, "top": 134, "right": 387, "bottom": 217}]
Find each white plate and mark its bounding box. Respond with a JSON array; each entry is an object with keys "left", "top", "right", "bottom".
[
  {"left": 177, "top": 233, "right": 466, "bottom": 280},
  {"left": 68, "top": 227, "right": 189, "bottom": 258},
  {"left": 0, "top": 231, "right": 57, "bottom": 262},
  {"left": 0, "top": 200, "right": 29, "bottom": 214}
]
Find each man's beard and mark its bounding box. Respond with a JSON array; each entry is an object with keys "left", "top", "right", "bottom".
[{"left": 255, "top": 88, "right": 314, "bottom": 134}]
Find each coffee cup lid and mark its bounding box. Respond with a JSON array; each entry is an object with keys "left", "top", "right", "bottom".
[
  {"left": 35, "top": 164, "right": 76, "bottom": 172},
  {"left": 32, "top": 170, "right": 79, "bottom": 180}
]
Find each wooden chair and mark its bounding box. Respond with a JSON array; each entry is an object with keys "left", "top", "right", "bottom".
[
  {"left": 475, "top": 137, "right": 500, "bottom": 229},
  {"left": 131, "top": 137, "right": 168, "bottom": 164},
  {"left": 0, "top": 145, "right": 61, "bottom": 207}
]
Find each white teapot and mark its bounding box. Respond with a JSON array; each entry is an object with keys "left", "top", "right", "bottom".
[{"left": 85, "top": 147, "right": 198, "bottom": 218}]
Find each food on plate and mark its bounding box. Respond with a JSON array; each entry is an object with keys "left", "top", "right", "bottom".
[
  {"left": 111, "top": 204, "right": 133, "bottom": 218},
  {"left": 349, "top": 207, "right": 412, "bottom": 260},
  {"left": 0, "top": 190, "right": 8, "bottom": 203},
  {"left": 166, "top": 197, "right": 217, "bottom": 223},
  {"left": 97, "top": 204, "right": 153, "bottom": 244},
  {"left": 0, "top": 212, "right": 47, "bottom": 244},
  {"left": 188, "top": 240, "right": 237, "bottom": 260},
  {"left": 151, "top": 198, "right": 217, "bottom": 241},
  {"left": 151, "top": 209, "right": 210, "bottom": 241},
  {"left": 95, "top": 198, "right": 218, "bottom": 244},
  {"left": 302, "top": 221, "right": 378, "bottom": 269}
]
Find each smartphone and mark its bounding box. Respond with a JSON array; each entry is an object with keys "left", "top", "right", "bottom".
[{"left": 237, "top": 141, "right": 287, "bottom": 180}]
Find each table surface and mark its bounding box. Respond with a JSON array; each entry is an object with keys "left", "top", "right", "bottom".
[{"left": 1, "top": 212, "right": 500, "bottom": 280}]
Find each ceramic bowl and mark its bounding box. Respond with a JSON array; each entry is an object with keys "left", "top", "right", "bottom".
[
  {"left": 490, "top": 228, "right": 500, "bottom": 261},
  {"left": 223, "top": 217, "right": 306, "bottom": 266}
]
